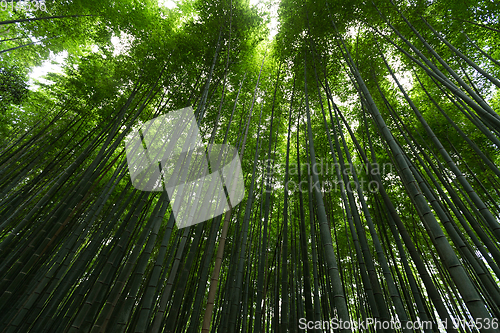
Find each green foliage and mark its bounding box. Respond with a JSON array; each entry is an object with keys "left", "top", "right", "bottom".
[
  {"left": 1, "top": 0, "right": 500, "bottom": 331},
  {"left": 0, "top": 64, "right": 28, "bottom": 110}
]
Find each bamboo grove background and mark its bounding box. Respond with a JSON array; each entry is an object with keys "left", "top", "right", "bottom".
[{"left": 0, "top": 0, "right": 500, "bottom": 331}]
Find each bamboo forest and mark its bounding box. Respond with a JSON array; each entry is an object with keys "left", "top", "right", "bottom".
[{"left": 1, "top": 0, "right": 500, "bottom": 331}]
